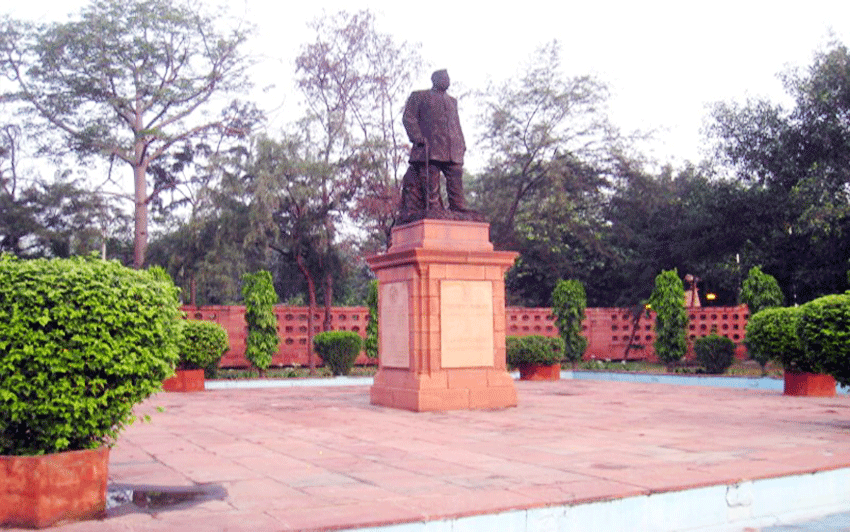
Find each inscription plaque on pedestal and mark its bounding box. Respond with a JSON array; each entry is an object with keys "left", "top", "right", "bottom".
[
  {"left": 379, "top": 282, "right": 410, "bottom": 368},
  {"left": 440, "top": 280, "right": 494, "bottom": 368}
]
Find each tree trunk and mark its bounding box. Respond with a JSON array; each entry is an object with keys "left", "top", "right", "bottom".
[
  {"left": 132, "top": 150, "right": 148, "bottom": 269},
  {"left": 296, "top": 254, "right": 318, "bottom": 375},
  {"left": 323, "top": 272, "right": 333, "bottom": 332}
]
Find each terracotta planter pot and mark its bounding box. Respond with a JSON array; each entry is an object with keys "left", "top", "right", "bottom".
[
  {"left": 162, "top": 368, "right": 205, "bottom": 392},
  {"left": 784, "top": 371, "right": 836, "bottom": 397},
  {"left": 518, "top": 363, "right": 561, "bottom": 381},
  {"left": 0, "top": 446, "right": 109, "bottom": 529}
]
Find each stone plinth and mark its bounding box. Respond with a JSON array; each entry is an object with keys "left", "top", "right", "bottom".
[{"left": 366, "top": 219, "right": 518, "bottom": 411}]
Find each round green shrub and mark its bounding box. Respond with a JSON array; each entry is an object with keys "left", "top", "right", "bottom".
[
  {"left": 0, "top": 255, "right": 181, "bottom": 456},
  {"left": 745, "top": 306, "right": 810, "bottom": 371},
  {"left": 313, "top": 331, "right": 363, "bottom": 376},
  {"left": 551, "top": 279, "right": 588, "bottom": 363},
  {"left": 694, "top": 334, "right": 735, "bottom": 374},
  {"left": 506, "top": 335, "right": 565, "bottom": 368},
  {"left": 797, "top": 294, "right": 850, "bottom": 386},
  {"left": 177, "top": 320, "right": 229, "bottom": 371}
]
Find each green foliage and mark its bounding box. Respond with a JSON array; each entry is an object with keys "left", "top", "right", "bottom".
[
  {"left": 506, "top": 335, "right": 565, "bottom": 367},
  {"left": 313, "top": 331, "right": 363, "bottom": 376},
  {"left": 551, "top": 279, "right": 588, "bottom": 363},
  {"left": 177, "top": 320, "right": 229, "bottom": 371},
  {"left": 740, "top": 266, "right": 784, "bottom": 314},
  {"left": 242, "top": 271, "right": 278, "bottom": 373},
  {"left": 0, "top": 255, "right": 181, "bottom": 455},
  {"left": 694, "top": 334, "right": 735, "bottom": 374},
  {"left": 648, "top": 269, "right": 688, "bottom": 364},
  {"left": 365, "top": 280, "right": 378, "bottom": 360},
  {"left": 797, "top": 294, "right": 850, "bottom": 386},
  {"left": 745, "top": 306, "right": 809, "bottom": 371}
]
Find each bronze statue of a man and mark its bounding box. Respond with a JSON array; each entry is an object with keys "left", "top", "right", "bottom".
[{"left": 399, "top": 69, "right": 471, "bottom": 222}]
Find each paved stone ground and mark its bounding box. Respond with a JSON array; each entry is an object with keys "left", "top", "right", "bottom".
[{"left": 16, "top": 379, "right": 850, "bottom": 531}]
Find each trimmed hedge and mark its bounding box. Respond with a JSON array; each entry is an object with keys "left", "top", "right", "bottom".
[
  {"left": 365, "top": 280, "right": 378, "bottom": 360},
  {"left": 648, "top": 269, "right": 688, "bottom": 364},
  {"left": 313, "top": 331, "right": 363, "bottom": 376},
  {"left": 177, "top": 320, "right": 229, "bottom": 371},
  {"left": 694, "top": 334, "right": 735, "bottom": 374},
  {"left": 551, "top": 279, "right": 588, "bottom": 363},
  {"left": 745, "top": 306, "right": 810, "bottom": 372},
  {"left": 506, "top": 335, "right": 565, "bottom": 367},
  {"left": 0, "top": 255, "right": 181, "bottom": 456},
  {"left": 242, "top": 271, "right": 278, "bottom": 374},
  {"left": 797, "top": 294, "right": 850, "bottom": 386}
]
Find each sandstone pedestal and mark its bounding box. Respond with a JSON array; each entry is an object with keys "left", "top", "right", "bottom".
[{"left": 366, "top": 219, "right": 518, "bottom": 412}]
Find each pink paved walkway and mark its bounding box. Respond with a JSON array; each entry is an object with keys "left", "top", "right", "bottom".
[{"left": 38, "top": 380, "right": 850, "bottom": 531}]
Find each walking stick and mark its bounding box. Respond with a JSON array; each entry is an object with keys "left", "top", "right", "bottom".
[{"left": 422, "top": 140, "right": 430, "bottom": 216}]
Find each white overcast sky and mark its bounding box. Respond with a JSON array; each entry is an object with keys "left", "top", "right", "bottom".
[{"left": 9, "top": 0, "right": 850, "bottom": 172}]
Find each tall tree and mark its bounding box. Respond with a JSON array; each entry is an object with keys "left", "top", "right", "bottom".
[
  {"left": 293, "top": 10, "right": 422, "bottom": 327},
  {"left": 0, "top": 0, "right": 253, "bottom": 268},
  {"left": 474, "top": 41, "right": 624, "bottom": 250},
  {"left": 708, "top": 41, "right": 850, "bottom": 302},
  {"left": 471, "top": 41, "right": 635, "bottom": 306}
]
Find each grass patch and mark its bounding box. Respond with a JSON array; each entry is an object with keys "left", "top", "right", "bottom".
[
  {"left": 574, "top": 359, "right": 783, "bottom": 378},
  {"left": 211, "top": 365, "right": 378, "bottom": 380}
]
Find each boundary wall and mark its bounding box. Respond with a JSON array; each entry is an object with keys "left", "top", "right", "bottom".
[{"left": 182, "top": 305, "right": 750, "bottom": 368}]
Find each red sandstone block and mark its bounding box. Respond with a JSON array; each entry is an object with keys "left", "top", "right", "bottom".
[
  {"left": 417, "top": 389, "right": 470, "bottom": 411},
  {"left": 447, "top": 368, "right": 490, "bottom": 390},
  {"left": 485, "top": 267, "right": 506, "bottom": 281},
  {"left": 486, "top": 369, "right": 515, "bottom": 387},
  {"left": 370, "top": 386, "right": 394, "bottom": 407},
  {"left": 394, "top": 389, "right": 424, "bottom": 411},
  {"left": 415, "top": 372, "right": 449, "bottom": 389},
  {"left": 428, "top": 264, "right": 447, "bottom": 278}
]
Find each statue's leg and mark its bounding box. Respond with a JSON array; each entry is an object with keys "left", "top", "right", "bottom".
[
  {"left": 443, "top": 163, "right": 466, "bottom": 211},
  {"left": 401, "top": 164, "right": 424, "bottom": 213},
  {"left": 427, "top": 165, "right": 445, "bottom": 211}
]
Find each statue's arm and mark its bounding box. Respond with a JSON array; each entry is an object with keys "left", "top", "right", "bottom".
[{"left": 402, "top": 92, "right": 425, "bottom": 145}]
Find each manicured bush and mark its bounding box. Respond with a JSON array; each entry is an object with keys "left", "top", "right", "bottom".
[
  {"left": 745, "top": 306, "right": 810, "bottom": 372},
  {"left": 694, "top": 334, "right": 735, "bottom": 374},
  {"left": 506, "top": 335, "right": 565, "bottom": 368},
  {"left": 797, "top": 294, "right": 850, "bottom": 386},
  {"left": 551, "top": 279, "right": 588, "bottom": 363},
  {"left": 740, "top": 266, "right": 784, "bottom": 315},
  {"left": 648, "top": 269, "right": 688, "bottom": 364},
  {"left": 242, "top": 270, "right": 278, "bottom": 375},
  {"left": 177, "top": 320, "right": 229, "bottom": 372},
  {"left": 313, "top": 331, "right": 363, "bottom": 376},
  {"left": 365, "top": 280, "right": 378, "bottom": 360},
  {"left": 0, "top": 255, "right": 181, "bottom": 456}
]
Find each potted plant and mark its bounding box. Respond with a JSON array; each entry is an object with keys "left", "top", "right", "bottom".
[
  {"left": 163, "top": 319, "right": 229, "bottom": 392},
  {"left": 507, "top": 335, "right": 565, "bottom": 380},
  {"left": 746, "top": 306, "right": 835, "bottom": 396},
  {"left": 0, "top": 256, "right": 181, "bottom": 528},
  {"left": 796, "top": 294, "right": 850, "bottom": 395}
]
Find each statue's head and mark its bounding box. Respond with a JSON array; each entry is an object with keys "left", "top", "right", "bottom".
[{"left": 431, "top": 69, "right": 450, "bottom": 91}]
